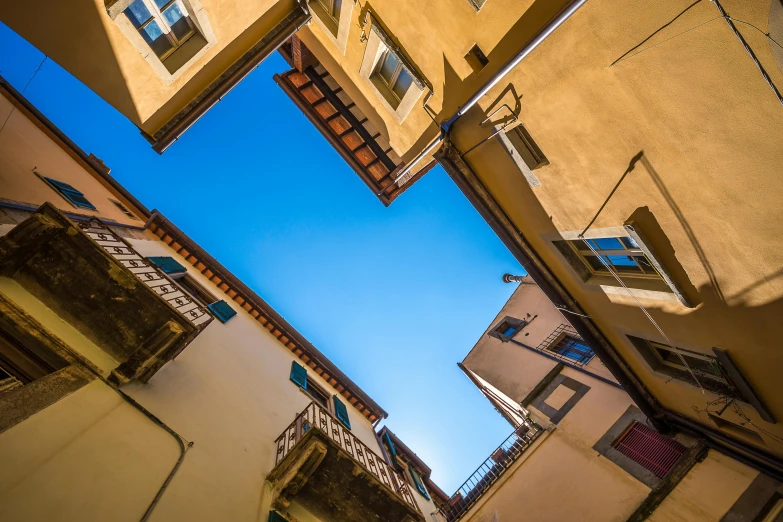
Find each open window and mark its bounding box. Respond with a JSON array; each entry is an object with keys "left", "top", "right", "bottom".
[
  {"left": 360, "top": 20, "right": 425, "bottom": 122},
  {"left": 108, "top": 0, "right": 215, "bottom": 82}
]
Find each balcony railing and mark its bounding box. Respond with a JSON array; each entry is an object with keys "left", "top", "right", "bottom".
[
  {"left": 274, "top": 401, "right": 420, "bottom": 514},
  {"left": 437, "top": 423, "right": 543, "bottom": 522},
  {"left": 535, "top": 324, "right": 594, "bottom": 366},
  {"left": 79, "top": 221, "right": 212, "bottom": 328}
]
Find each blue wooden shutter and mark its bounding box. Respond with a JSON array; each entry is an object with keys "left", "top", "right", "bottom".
[
  {"left": 333, "top": 395, "right": 351, "bottom": 429},
  {"left": 268, "top": 511, "right": 287, "bottom": 522},
  {"left": 147, "top": 256, "right": 187, "bottom": 274},
  {"left": 290, "top": 361, "right": 307, "bottom": 389},
  {"left": 409, "top": 464, "right": 430, "bottom": 499},
  {"left": 207, "top": 300, "right": 237, "bottom": 323},
  {"left": 44, "top": 177, "right": 96, "bottom": 210}
]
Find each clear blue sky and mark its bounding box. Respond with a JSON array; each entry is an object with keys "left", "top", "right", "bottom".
[{"left": 0, "top": 22, "right": 526, "bottom": 493}]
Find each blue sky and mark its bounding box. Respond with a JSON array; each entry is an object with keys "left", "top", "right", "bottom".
[{"left": 0, "top": 22, "right": 526, "bottom": 493}]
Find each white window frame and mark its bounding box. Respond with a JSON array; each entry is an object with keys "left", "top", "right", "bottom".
[
  {"left": 309, "top": 0, "right": 354, "bottom": 55},
  {"left": 107, "top": 0, "right": 216, "bottom": 84},
  {"left": 359, "top": 24, "right": 424, "bottom": 123}
]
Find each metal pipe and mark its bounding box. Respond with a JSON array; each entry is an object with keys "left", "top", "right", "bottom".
[
  {"left": 442, "top": 0, "right": 588, "bottom": 131},
  {"left": 381, "top": 0, "right": 587, "bottom": 192}
]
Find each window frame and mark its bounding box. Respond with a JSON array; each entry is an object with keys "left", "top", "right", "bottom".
[
  {"left": 109, "top": 199, "right": 140, "bottom": 220},
  {"left": 359, "top": 22, "right": 424, "bottom": 123},
  {"left": 488, "top": 316, "right": 526, "bottom": 342},
  {"left": 124, "top": 0, "right": 197, "bottom": 62},
  {"left": 569, "top": 237, "right": 661, "bottom": 280},
  {"left": 371, "top": 50, "right": 414, "bottom": 109},
  {"left": 546, "top": 333, "right": 595, "bottom": 365},
  {"left": 314, "top": 0, "right": 341, "bottom": 24},
  {"left": 304, "top": 378, "right": 331, "bottom": 411},
  {"left": 309, "top": 0, "right": 354, "bottom": 54}
]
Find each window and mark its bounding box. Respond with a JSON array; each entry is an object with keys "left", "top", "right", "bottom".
[
  {"left": 547, "top": 335, "right": 594, "bottom": 364},
  {"left": 372, "top": 50, "right": 414, "bottom": 110},
  {"left": 110, "top": 199, "right": 139, "bottom": 220},
  {"left": 40, "top": 177, "right": 96, "bottom": 210},
  {"left": 612, "top": 421, "right": 687, "bottom": 478},
  {"left": 408, "top": 464, "right": 430, "bottom": 499},
  {"left": 333, "top": 395, "right": 351, "bottom": 429},
  {"left": 0, "top": 329, "right": 68, "bottom": 388},
  {"left": 569, "top": 237, "right": 660, "bottom": 278},
  {"left": 708, "top": 414, "right": 766, "bottom": 446},
  {"left": 464, "top": 44, "right": 489, "bottom": 72},
  {"left": 627, "top": 335, "right": 734, "bottom": 395},
  {"left": 488, "top": 316, "right": 526, "bottom": 342},
  {"left": 290, "top": 361, "right": 332, "bottom": 411},
  {"left": 360, "top": 22, "right": 424, "bottom": 122},
  {"left": 315, "top": 0, "right": 342, "bottom": 25},
  {"left": 122, "top": 0, "right": 210, "bottom": 75},
  {"left": 507, "top": 125, "right": 548, "bottom": 171},
  {"left": 177, "top": 273, "right": 218, "bottom": 307},
  {"left": 125, "top": 0, "right": 196, "bottom": 61},
  {"left": 147, "top": 256, "right": 187, "bottom": 275}
]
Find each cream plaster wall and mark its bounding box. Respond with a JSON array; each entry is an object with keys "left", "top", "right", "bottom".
[
  {"left": 0, "top": 232, "right": 386, "bottom": 521},
  {"left": 0, "top": 92, "right": 143, "bottom": 228},
  {"left": 649, "top": 451, "right": 758, "bottom": 522}
]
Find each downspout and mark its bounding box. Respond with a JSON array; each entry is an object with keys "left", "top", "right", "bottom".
[{"left": 378, "top": 0, "right": 588, "bottom": 194}]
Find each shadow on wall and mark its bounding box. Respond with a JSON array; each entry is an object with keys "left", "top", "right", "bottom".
[{"left": 0, "top": 0, "right": 142, "bottom": 125}]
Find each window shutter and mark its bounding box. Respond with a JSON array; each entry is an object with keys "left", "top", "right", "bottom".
[
  {"left": 290, "top": 361, "right": 308, "bottom": 389},
  {"left": 268, "top": 511, "right": 287, "bottom": 522},
  {"left": 207, "top": 300, "right": 237, "bottom": 323},
  {"left": 612, "top": 421, "right": 687, "bottom": 478},
  {"left": 147, "top": 256, "right": 187, "bottom": 275},
  {"left": 44, "top": 177, "right": 97, "bottom": 210},
  {"left": 384, "top": 432, "right": 397, "bottom": 459},
  {"left": 333, "top": 395, "right": 351, "bottom": 429},
  {"left": 409, "top": 463, "right": 430, "bottom": 499}
]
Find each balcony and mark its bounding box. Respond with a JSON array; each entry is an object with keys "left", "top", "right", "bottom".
[
  {"left": 268, "top": 402, "right": 423, "bottom": 522},
  {"left": 0, "top": 203, "right": 210, "bottom": 384},
  {"left": 536, "top": 324, "right": 595, "bottom": 366},
  {"left": 437, "top": 423, "right": 543, "bottom": 522}
]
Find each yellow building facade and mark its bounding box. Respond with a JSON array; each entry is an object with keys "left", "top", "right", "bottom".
[
  {"left": 448, "top": 277, "right": 779, "bottom": 522},
  {"left": 0, "top": 77, "right": 437, "bottom": 522}
]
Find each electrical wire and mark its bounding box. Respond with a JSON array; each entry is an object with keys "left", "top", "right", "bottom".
[
  {"left": 0, "top": 56, "right": 48, "bottom": 135},
  {"left": 577, "top": 235, "right": 707, "bottom": 393}
]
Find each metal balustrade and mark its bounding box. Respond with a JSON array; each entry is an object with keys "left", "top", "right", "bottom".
[
  {"left": 79, "top": 221, "right": 212, "bottom": 327},
  {"left": 535, "top": 324, "right": 595, "bottom": 366},
  {"left": 274, "top": 401, "right": 421, "bottom": 514},
  {"left": 437, "top": 423, "right": 543, "bottom": 522}
]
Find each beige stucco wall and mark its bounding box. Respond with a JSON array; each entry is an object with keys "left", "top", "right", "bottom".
[
  {"left": 0, "top": 232, "right": 387, "bottom": 522},
  {"left": 0, "top": 0, "right": 297, "bottom": 134},
  {"left": 447, "top": 0, "right": 783, "bottom": 458},
  {"left": 0, "top": 92, "right": 143, "bottom": 228},
  {"left": 463, "top": 277, "right": 616, "bottom": 404},
  {"left": 460, "top": 365, "right": 649, "bottom": 522},
  {"left": 649, "top": 451, "right": 758, "bottom": 522}
]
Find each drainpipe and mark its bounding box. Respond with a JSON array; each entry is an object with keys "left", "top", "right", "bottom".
[{"left": 379, "top": 0, "right": 587, "bottom": 194}]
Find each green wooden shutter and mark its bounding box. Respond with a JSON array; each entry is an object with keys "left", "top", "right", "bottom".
[
  {"left": 290, "top": 361, "right": 308, "bottom": 389},
  {"left": 409, "top": 464, "right": 430, "bottom": 499},
  {"left": 44, "top": 177, "right": 96, "bottom": 210},
  {"left": 268, "top": 511, "right": 287, "bottom": 522},
  {"left": 147, "top": 256, "right": 187, "bottom": 274},
  {"left": 384, "top": 432, "right": 397, "bottom": 459},
  {"left": 333, "top": 395, "right": 351, "bottom": 429},
  {"left": 207, "top": 300, "right": 237, "bottom": 323}
]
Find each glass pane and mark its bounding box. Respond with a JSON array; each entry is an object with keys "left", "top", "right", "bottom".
[
  {"left": 378, "top": 52, "right": 399, "bottom": 83},
  {"left": 164, "top": 3, "right": 193, "bottom": 41},
  {"left": 620, "top": 236, "right": 640, "bottom": 249},
  {"left": 332, "top": 0, "right": 342, "bottom": 17},
  {"left": 392, "top": 68, "right": 413, "bottom": 100},
  {"left": 636, "top": 256, "right": 655, "bottom": 273},
  {"left": 154, "top": 0, "right": 172, "bottom": 9},
  {"left": 606, "top": 255, "right": 639, "bottom": 267},
  {"left": 125, "top": 0, "right": 152, "bottom": 28},
  {"left": 592, "top": 237, "right": 624, "bottom": 251},
  {"left": 585, "top": 256, "right": 607, "bottom": 271},
  {"left": 142, "top": 21, "right": 174, "bottom": 58}
]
